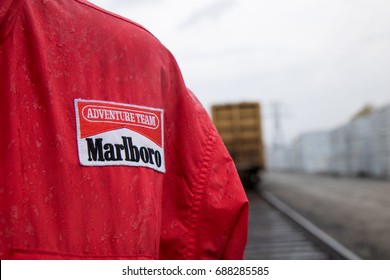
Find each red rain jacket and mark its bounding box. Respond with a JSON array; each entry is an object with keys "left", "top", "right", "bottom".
[{"left": 0, "top": 0, "right": 248, "bottom": 259}]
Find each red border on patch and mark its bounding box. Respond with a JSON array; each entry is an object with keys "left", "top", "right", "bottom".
[{"left": 75, "top": 99, "right": 163, "bottom": 147}]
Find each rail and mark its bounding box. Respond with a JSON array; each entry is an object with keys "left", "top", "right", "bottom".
[{"left": 259, "top": 190, "right": 361, "bottom": 260}]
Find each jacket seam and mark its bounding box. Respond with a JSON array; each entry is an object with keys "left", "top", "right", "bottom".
[{"left": 185, "top": 130, "right": 217, "bottom": 259}]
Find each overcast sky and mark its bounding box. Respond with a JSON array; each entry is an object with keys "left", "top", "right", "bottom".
[{"left": 89, "top": 0, "right": 390, "bottom": 146}]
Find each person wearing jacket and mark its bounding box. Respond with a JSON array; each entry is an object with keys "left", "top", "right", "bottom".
[{"left": 0, "top": 0, "right": 249, "bottom": 259}]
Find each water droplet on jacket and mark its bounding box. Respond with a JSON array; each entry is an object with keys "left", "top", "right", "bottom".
[
  {"left": 36, "top": 140, "right": 42, "bottom": 149},
  {"left": 25, "top": 223, "right": 35, "bottom": 236},
  {"left": 10, "top": 206, "right": 19, "bottom": 220}
]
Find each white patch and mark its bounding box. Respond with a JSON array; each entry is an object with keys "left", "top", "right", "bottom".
[{"left": 74, "top": 99, "right": 165, "bottom": 173}]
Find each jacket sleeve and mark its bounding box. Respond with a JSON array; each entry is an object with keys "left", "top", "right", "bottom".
[
  {"left": 159, "top": 71, "right": 249, "bottom": 259},
  {"left": 195, "top": 127, "right": 249, "bottom": 259}
]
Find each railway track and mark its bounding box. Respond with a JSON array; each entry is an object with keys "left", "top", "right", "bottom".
[{"left": 244, "top": 189, "right": 361, "bottom": 260}]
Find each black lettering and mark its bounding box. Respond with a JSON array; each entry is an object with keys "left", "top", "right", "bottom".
[
  {"left": 104, "top": 143, "right": 115, "bottom": 161},
  {"left": 122, "top": 136, "right": 130, "bottom": 161},
  {"left": 86, "top": 138, "right": 104, "bottom": 161},
  {"left": 114, "top": 144, "right": 124, "bottom": 161},
  {"left": 127, "top": 137, "right": 140, "bottom": 162},
  {"left": 155, "top": 151, "right": 162, "bottom": 167},
  {"left": 148, "top": 148, "right": 155, "bottom": 164},
  {"left": 140, "top": 147, "right": 149, "bottom": 163},
  {"left": 85, "top": 136, "right": 162, "bottom": 168}
]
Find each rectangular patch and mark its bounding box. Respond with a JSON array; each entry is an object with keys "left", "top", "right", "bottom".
[{"left": 74, "top": 99, "right": 165, "bottom": 173}]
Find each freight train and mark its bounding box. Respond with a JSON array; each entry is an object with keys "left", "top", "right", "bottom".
[{"left": 211, "top": 102, "right": 265, "bottom": 188}]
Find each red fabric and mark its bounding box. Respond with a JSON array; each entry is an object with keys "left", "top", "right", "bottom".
[{"left": 0, "top": 0, "right": 248, "bottom": 259}]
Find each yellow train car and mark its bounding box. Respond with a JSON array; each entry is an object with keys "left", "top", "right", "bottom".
[{"left": 211, "top": 102, "right": 265, "bottom": 187}]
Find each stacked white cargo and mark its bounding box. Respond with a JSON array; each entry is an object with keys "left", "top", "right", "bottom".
[
  {"left": 369, "top": 105, "right": 390, "bottom": 178},
  {"left": 265, "top": 103, "right": 390, "bottom": 179},
  {"left": 385, "top": 105, "right": 390, "bottom": 177},
  {"left": 348, "top": 116, "right": 373, "bottom": 177},
  {"left": 329, "top": 125, "right": 351, "bottom": 176}
]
